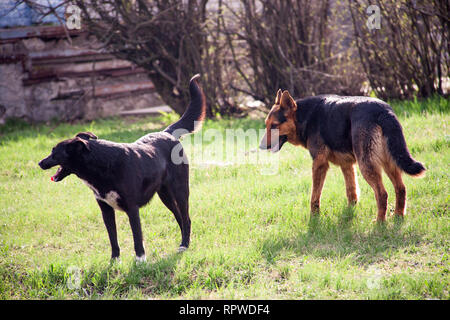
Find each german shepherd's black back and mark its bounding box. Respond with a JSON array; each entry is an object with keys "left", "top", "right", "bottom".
[
  {"left": 260, "top": 90, "right": 425, "bottom": 221},
  {"left": 296, "top": 95, "right": 425, "bottom": 175}
]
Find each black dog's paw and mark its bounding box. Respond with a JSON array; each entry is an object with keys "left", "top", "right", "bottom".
[{"left": 177, "top": 246, "right": 188, "bottom": 253}]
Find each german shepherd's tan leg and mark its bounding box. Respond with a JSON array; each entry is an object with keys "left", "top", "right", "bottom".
[
  {"left": 340, "top": 163, "right": 359, "bottom": 205},
  {"left": 353, "top": 126, "right": 389, "bottom": 222},
  {"left": 384, "top": 165, "right": 406, "bottom": 217},
  {"left": 358, "top": 162, "right": 388, "bottom": 222},
  {"left": 311, "top": 155, "right": 329, "bottom": 214}
]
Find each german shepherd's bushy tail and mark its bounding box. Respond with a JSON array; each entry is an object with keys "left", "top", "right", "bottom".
[
  {"left": 164, "top": 74, "right": 206, "bottom": 139},
  {"left": 378, "top": 111, "right": 426, "bottom": 177}
]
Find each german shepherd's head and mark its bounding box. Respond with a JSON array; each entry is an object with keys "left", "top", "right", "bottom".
[
  {"left": 259, "top": 89, "right": 298, "bottom": 153},
  {"left": 38, "top": 132, "right": 97, "bottom": 182}
]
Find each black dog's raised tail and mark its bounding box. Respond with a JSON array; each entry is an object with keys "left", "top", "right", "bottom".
[
  {"left": 378, "top": 111, "right": 426, "bottom": 177},
  {"left": 164, "top": 74, "right": 206, "bottom": 139}
]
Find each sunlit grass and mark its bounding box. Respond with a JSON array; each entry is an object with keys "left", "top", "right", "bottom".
[{"left": 0, "top": 96, "right": 448, "bottom": 299}]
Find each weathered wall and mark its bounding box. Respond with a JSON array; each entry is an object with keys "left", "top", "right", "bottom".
[{"left": 0, "top": 26, "right": 163, "bottom": 124}]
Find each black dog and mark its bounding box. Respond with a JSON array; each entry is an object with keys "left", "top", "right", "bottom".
[{"left": 39, "top": 75, "right": 206, "bottom": 261}]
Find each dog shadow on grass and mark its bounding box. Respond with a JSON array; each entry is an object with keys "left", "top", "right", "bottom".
[
  {"left": 80, "top": 251, "right": 183, "bottom": 297},
  {"left": 125, "top": 251, "right": 185, "bottom": 295},
  {"left": 259, "top": 205, "right": 422, "bottom": 266}
]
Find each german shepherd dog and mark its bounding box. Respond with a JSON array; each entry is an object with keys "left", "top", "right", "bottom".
[
  {"left": 260, "top": 90, "right": 425, "bottom": 222},
  {"left": 39, "top": 75, "right": 206, "bottom": 261}
]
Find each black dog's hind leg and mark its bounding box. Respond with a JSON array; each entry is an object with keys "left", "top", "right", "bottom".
[
  {"left": 158, "top": 183, "right": 191, "bottom": 251},
  {"left": 126, "top": 206, "right": 146, "bottom": 261},
  {"left": 158, "top": 185, "right": 183, "bottom": 229},
  {"left": 97, "top": 200, "right": 120, "bottom": 260},
  {"left": 177, "top": 192, "right": 191, "bottom": 250}
]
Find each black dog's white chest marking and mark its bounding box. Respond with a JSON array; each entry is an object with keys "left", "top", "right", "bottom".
[{"left": 82, "top": 180, "right": 122, "bottom": 211}]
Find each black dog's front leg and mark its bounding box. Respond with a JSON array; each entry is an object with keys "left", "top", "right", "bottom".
[
  {"left": 97, "top": 200, "right": 120, "bottom": 260},
  {"left": 126, "top": 206, "right": 146, "bottom": 262}
]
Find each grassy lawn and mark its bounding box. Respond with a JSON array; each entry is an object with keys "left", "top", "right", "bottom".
[{"left": 0, "top": 96, "right": 448, "bottom": 299}]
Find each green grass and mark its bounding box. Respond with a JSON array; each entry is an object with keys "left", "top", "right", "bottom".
[{"left": 0, "top": 96, "right": 449, "bottom": 299}]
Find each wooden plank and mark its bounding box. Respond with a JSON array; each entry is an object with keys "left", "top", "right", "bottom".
[
  {"left": 93, "top": 81, "right": 155, "bottom": 98},
  {"left": 51, "top": 81, "right": 156, "bottom": 100},
  {"left": 29, "top": 49, "right": 114, "bottom": 65},
  {"left": 0, "top": 25, "right": 85, "bottom": 44},
  {"left": 23, "top": 59, "right": 147, "bottom": 85},
  {"left": 23, "top": 67, "right": 149, "bottom": 85},
  {"left": 30, "top": 59, "right": 133, "bottom": 75}
]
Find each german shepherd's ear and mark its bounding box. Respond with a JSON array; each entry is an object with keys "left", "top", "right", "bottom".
[
  {"left": 280, "top": 90, "right": 297, "bottom": 111},
  {"left": 275, "top": 89, "right": 282, "bottom": 105},
  {"left": 76, "top": 132, "right": 98, "bottom": 140},
  {"left": 67, "top": 137, "right": 91, "bottom": 154}
]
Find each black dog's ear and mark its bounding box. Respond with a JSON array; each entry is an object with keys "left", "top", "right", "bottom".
[
  {"left": 76, "top": 132, "right": 98, "bottom": 140},
  {"left": 67, "top": 137, "right": 91, "bottom": 154}
]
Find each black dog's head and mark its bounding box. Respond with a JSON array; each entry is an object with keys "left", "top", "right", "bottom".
[{"left": 38, "top": 132, "right": 97, "bottom": 182}]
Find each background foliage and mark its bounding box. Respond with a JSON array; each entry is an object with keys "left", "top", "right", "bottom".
[{"left": 17, "top": 0, "right": 449, "bottom": 116}]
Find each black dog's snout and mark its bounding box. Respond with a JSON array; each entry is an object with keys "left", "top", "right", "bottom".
[
  {"left": 38, "top": 159, "right": 47, "bottom": 169},
  {"left": 38, "top": 156, "right": 54, "bottom": 170}
]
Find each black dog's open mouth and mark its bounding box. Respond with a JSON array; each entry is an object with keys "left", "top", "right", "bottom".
[{"left": 51, "top": 166, "right": 70, "bottom": 182}]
